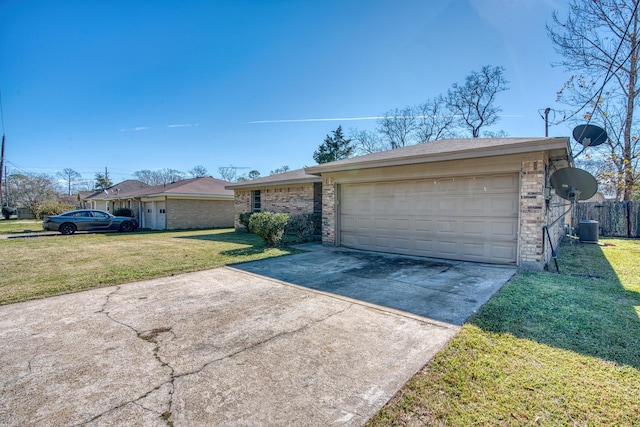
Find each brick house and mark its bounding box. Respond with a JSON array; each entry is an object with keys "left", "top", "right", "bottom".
[
  {"left": 79, "top": 180, "right": 150, "bottom": 211},
  {"left": 83, "top": 177, "right": 234, "bottom": 230},
  {"left": 303, "top": 137, "right": 572, "bottom": 270},
  {"left": 225, "top": 168, "right": 322, "bottom": 230}
]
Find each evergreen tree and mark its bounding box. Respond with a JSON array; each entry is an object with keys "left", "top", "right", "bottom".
[{"left": 313, "top": 126, "right": 353, "bottom": 164}]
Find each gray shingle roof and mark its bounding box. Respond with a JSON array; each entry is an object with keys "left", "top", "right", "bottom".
[
  {"left": 305, "top": 137, "right": 570, "bottom": 174},
  {"left": 225, "top": 168, "right": 321, "bottom": 190},
  {"left": 87, "top": 177, "right": 233, "bottom": 199}
]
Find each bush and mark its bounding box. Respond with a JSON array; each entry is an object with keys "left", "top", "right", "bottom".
[
  {"left": 36, "top": 201, "right": 76, "bottom": 219},
  {"left": 2, "top": 206, "right": 16, "bottom": 220},
  {"left": 113, "top": 207, "right": 134, "bottom": 217},
  {"left": 238, "top": 212, "right": 254, "bottom": 232},
  {"left": 249, "top": 212, "right": 290, "bottom": 246},
  {"left": 285, "top": 213, "right": 321, "bottom": 242}
]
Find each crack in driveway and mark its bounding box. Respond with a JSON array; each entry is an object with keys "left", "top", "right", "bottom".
[{"left": 90, "top": 285, "right": 354, "bottom": 426}]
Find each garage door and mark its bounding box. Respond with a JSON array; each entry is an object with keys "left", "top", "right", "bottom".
[{"left": 340, "top": 174, "right": 519, "bottom": 264}]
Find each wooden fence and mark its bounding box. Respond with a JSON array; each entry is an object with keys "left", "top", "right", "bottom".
[{"left": 572, "top": 201, "right": 640, "bottom": 238}]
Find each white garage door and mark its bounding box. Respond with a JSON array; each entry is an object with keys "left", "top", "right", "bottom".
[{"left": 340, "top": 174, "right": 519, "bottom": 264}]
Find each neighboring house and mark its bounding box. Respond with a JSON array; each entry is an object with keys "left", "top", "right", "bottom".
[
  {"left": 303, "top": 137, "right": 572, "bottom": 270},
  {"left": 80, "top": 180, "right": 150, "bottom": 212},
  {"left": 225, "top": 168, "right": 322, "bottom": 230},
  {"left": 83, "top": 177, "right": 234, "bottom": 230}
]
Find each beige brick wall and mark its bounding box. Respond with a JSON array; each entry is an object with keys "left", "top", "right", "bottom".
[
  {"left": 166, "top": 198, "right": 235, "bottom": 229},
  {"left": 519, "top": 160, "right": 546, "bottom": 268},
  {"left": 232, "top": 183, "right": 320, "bottom": 230},
  {"left": 321, "top": 177, "right": 336, "bottom": 244},
  {"left": 519, "top": 159, "right": 566, "bottom": 270}
]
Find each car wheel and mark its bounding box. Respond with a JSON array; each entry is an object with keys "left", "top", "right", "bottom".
[
  {"left": 119, "top": 221, "right": 134, "bottom": 232},
  {"left": 59, "top": 223, "right": 77, "bottom": 235}
]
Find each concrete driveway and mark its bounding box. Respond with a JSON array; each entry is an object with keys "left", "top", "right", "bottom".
[
  {"left": 236, "top": 243, "right": 517, "bottom": 325},
  {"left": 0, "top": 245, "right": 515, "bottom": 426}
]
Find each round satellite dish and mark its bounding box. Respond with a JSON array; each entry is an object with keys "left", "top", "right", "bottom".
[
  {"left": 573, "top": 124, "right": 607, "bottom": 147},
  {"left": 550, "top": 167, "right": 598, "bottom": 201}
]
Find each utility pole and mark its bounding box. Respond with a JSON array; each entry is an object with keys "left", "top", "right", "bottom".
[
  {"left": 105, "top": 166, "right": 109, "bottom": 186},
  {"left": 0, "top": 133, "right": 5, "bottom": 207},
  {"left": 0, "top": 90, "right": 5, "bottom": 207},
  {"left": 544, "top": 107, "right": 551, "bottom": 137}
]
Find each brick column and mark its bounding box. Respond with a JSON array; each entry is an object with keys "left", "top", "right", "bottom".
[
  {"left": 519, "top": 160, "right": 545, "bottom": 269},
  {"left": 321, "top": 177, "right": 336, "bottom": 245}
]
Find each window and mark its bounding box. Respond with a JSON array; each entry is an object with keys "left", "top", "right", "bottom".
[
  {"left": 252, "top": 190, "right": 261, "bottom": 212},
  {"left": 159, "top": 208, "right": 166, "bottom": 214}
]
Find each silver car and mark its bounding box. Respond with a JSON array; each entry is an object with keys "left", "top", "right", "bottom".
[{"left": 43, "top": 209, "right": 138, "bottom": 235}]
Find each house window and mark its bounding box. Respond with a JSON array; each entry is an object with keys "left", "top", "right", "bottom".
[
  {"left": 252, "top": 190, "right": 261, "bottom": 212},
  {"left": 159, "top": 208, "right": 166, "bottom": 214}
]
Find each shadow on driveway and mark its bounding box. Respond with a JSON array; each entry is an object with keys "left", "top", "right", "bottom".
[{"left": 234, "top": 243, "right": 517, "bottom": 325}]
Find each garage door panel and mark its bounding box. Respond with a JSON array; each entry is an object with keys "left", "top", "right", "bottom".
[
  {"left": 340, "top": 174, "right": 518, "bottom": 264},
  {"left": 491, "top": 221, "right": 518, "bottom": 238}
]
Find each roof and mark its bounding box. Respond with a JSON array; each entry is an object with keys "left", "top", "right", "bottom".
[
  {"left": 225, "top": 168, "right": 321, "bottom": 190},
  {"left": 83, "top": 180, "right": 150, "bottom": 200},
  {"left": 125, "top": 177, "right": 234, "bottom": 198},
  {"left": 88, "top": 177, "right": 233, "bottom": 200},
  {"left": 305, "top": 137, "right": 571, "bottom": 175}
]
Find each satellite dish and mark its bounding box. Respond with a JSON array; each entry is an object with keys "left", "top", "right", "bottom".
[
  {"left": 550, "top": 167, "right": 598, "bottom": 201},
  {"left": 573, "top": 124, "right": 607, "bottom": 147}
]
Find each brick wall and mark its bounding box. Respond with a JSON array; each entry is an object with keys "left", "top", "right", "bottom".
[
  {"left": 321, "top": 177, "right": 336, "bottom": 244},
  {"left": 166, "top": 199, "right": 235, "bottom": 229},
  {"left": 519, "top": 160, "right": 546, "bottom": 268},
  {"left": 232, "top": 183, "right": 319, "bottom": 230}
]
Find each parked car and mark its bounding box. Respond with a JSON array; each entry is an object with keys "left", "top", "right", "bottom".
[{"left": 42, "top": 209, "right": 138, "bottom": 235}]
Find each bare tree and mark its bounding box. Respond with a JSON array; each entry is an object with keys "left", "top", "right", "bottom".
[
  {"left": 218, "top": 166, "right": 239, "bottom": 182},
  {"left": 236, "top": 170, "right": 261, "bottom": 182},
  {"left": 446, "top": 65, "right": 509, "bottom": 138},
  {"left": 56, "top": 168, "right": 82, "bottom": 196},
  {"left": 133, "top": 170, "right": 158, "bottom": 186},
  {"left": 349, "top": 128, "right": 387, "bottom": 155},
  {"left": 157, "top": 168, "right": 184, "bottom": 185},
  {"left": 269, "top": 165, "right": 290, "bottom": 175},
  {"left": 188, "top": 165, "right": 208, "bottom": 178},
  {"left": 548, "top": 0, "right": 640, "bottom": 200},
  {"left": 377, "top": 107, "right": 417, "bottom": 148},
  {"left": 414, "top": 96, "right": 458, "bottom": 143},
  {"left": 134, "top": 169, "right": 185, "bottom": 185}
]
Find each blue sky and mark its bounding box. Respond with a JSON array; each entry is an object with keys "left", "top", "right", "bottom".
[{"left": 1, "top": 0, "right": 571, "bottom": 184}]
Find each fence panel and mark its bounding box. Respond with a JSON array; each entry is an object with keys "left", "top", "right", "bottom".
[{"left": 573, "top": 201, "right": 640, "bottom": 238}]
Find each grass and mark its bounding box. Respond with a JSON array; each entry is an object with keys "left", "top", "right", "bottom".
[
  {"left": 0, "top": 218, "right": 43, "bottom": 234},
  {"left": 367, "top": 238, "right": 640, "bottom": 426},
  {"left": 0, "top": 228, "right": 298, "bottom": 305}
]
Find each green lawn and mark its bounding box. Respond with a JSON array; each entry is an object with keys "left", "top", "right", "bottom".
[
  {"left": 0, "top": 219, "right": 43, "bottom": 234},
  {"left": 367, "top": 238, "right": 640, "bottom": 426},
  {"left": 0, "top": 228, "right": 297, "bottom": 305}
]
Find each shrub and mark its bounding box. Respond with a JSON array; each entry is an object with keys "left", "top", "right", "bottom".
[
  {"left": 285, "top": 213, "right": 321, "bottom": 242},
  {"left": 249, "top": 212, "right": 290, "bottom": 246},
  {"left": 2, "top": 206, "right": 16, "bottom": 220},
  {"left": 36, "top": 201, "right": 76, "bottom": 219},
  {"left": 113, "top": 207, "right": 134, "bottom": 217},
  {"left": 238, "top": 212, "right": 254, "bottom": 232}
]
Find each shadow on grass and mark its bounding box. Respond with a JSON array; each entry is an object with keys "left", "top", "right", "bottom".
[
  {"left": 469, "top": 238, "right": 640, "bottom": 369},
  {"left": 174, "top": 230, "right": 300, "bottom": 259}
]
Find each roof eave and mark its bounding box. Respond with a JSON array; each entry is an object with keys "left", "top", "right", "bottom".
[{"left": 305, "top": 138, "right": 570, "bottom": 175}]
